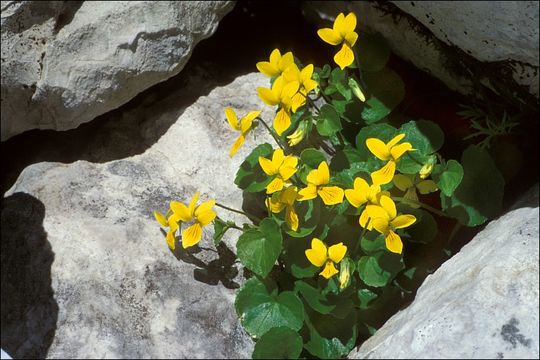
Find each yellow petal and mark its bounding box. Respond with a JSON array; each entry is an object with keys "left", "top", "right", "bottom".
[
  {"left": 371, "top": 161, "right": 396, "bottom": 185},
  {"left": 273, "top": 108, "right": 291, "bottom": 136},
  {"left": 300, "top": 64, "right": 314, "bottom": 84},
  {"left": 195, "top": 199, "right": 216, "bottom": 218},
  {"left": 266, "top": 196, "right": 286, "bottom": 213},
  {"left": 298, "top": 185, "right": 318, "bottom": 201},
  {"left": 303, "top": 79, "right": 318, "bottom": 94},
  {"left": 283, "top": 63, "right": 301, "bottom": 83},
  {"left": 225, "top": 107, "right": 239, "bottom": 131},
  {"left": 154, "top": 211, "right": 168, "bottom": 227},
  {"left": 306, "top": 238, "right": 328, "bottom": 267},
  {"left": 280, "top": 186, "right": 298, "bottom": 205},
  {"left": 385, "top": 230, "right": 403, "bottom": 254},
  {"left": 279, "top": 165, "right": 297, "bottom": 182},
  {"left": 345, "top": 188, "right": 364, "bottom": 208},
  {"left": 390, "top": 142, "right": 413, "bottom": 161},
  {"left": 168, "top": 215, "right": 179, "bottom": 232},
  {"left": 387, "top": 133, "right": 406, "bottom": 148},
  {"left": 393, "top": 174, "right": 414, "bottom": 191},
  {"left": 279, "top": 51, "right": 294, "bottom": 72},
  {"left": 333, "top": 13, "right": 346, "bottom": 32},
  {"left": 269, "top": 48, "right": 281, "bottom": 66},
  {"left": 359, "top": 209, "right": 371, "bottom": 229},
  {"left": 334, "top": 43, "right": 355, "bottom": 70},
  {"left": 282, "top": 80, "right": 300, "bottom": 100},
  {"left": 196, "top": 210, "right": 217, "bottom": 226},
  {"left": 257, "top": 87, "right": 279, "bottom": 106},
  {"left": 365, "top": 204, "right": 390, "bottom": 222},
  {"left": 291, "top": 92, "right": 306, "bottom": 113},
  {"left": 344, "top": 31, "right": 358, "bottom": 47},
  {"left": 170, "top": 201, "right": 192, "bottom": 222},
  {"left": 366, "top": 138, "right": 391, "bottom": 161},
  {"left": 318, "top": 186, "right": 344, "bottom": 205},
  {"left": 266, "top": 177, "right": 285, "bottom": 194},
  {"left": 320, "top": 261, "right": 339, "bottom": 279},
  {"left": 271, "top": 148, "right": 285, "bottom": 168},
  {"left": 391, "top": 214, "right": 416, "bottom": 229},
  {"left": 307, "top": 161, "right": 330, "bottom": 186},
  {"left": 379, "top": 195, "right": 397, "bottom": 219},
  {"left": 328, "top": 242, "right": 347, "bottom": 263},
  {"left": 317, "top": 28, "right": 342, "bottom": 45},
  {"left": 285, "top": 206, "right": 299, "bottom": 231},
  {"left": 417, "top": 180, "right": 438, "bottom": 194},
  {"left": 229, "top": 135, "right": 245, "bottom": 157},
  {"left": 372, "top": 217, "right": 390, "bottom": 235},
  {"left": 256, "top": 61, "right": 280, "bottom": 78},
  {"left": 367, "top": 184, "right": 383, "bottom": 204},
  {"left": 340, "top": 13, "right": 357, "bottom": 35},
  {"left": 166, "top": 230, "right": 176, "bottom": 251},
  {"left": 182, "top": 223, "right": 203, "bottom": 248},
  {"left": 188, "top": 192, "right": 200, "bottom": 217},
  {"left": 240, "top": 110, "right": 261, "bottom": 134},
  {"left": 259, "top": 156, "right": 278, "bottom": 176}
]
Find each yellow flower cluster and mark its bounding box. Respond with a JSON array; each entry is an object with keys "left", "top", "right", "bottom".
[{"left": 154, "top": 192, "right": 216, "bottom": 250}]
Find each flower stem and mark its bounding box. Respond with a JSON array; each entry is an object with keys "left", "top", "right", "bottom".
[
  {"left": 352, "top": 48, "right": 366, "bottom": 89},
  {"left": 256, "top": 117, "right": 286, "bottom": 151},
  {"left": 392, "top": 197, "right": 451, "bottom": 218},
  {"left": 352, "top": 218, "right": 370, "bottom": 256},
  {"left": 215, "top": 202, "right": 261, "bottom": 223}
]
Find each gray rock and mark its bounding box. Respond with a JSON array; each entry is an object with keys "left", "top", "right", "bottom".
[
  {"left": 302, "top": 1, "right": 539, "bottom": 99},
  {"left": 2, "top": 72, "right": 275, "bottom": 358},
  {"left": 1, "top": 1, "right": 234, "bottom": 141},
  {"left": 349, "top": 184, "right": 540, "bottom": 359}
]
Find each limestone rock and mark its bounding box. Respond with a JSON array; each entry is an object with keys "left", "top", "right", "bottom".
[
  {"left": 302, "top": 1, "right": 539, "bottom": 99},
  {"left": 1, "top": 72, "right": 274, "bottom": 358},
  {"left": 0, "top": 1, "right": 235, "bottom": 141},
  {"left": 349, "top": 185, "right": 540, "bottom": 359}
]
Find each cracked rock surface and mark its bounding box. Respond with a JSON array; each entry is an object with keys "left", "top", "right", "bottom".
[
  {"left": 0, "top": 1, "right": 234, "bottom": 140},
  {"left": 2, "top": 72, "right": 273, "bottom": 358}
]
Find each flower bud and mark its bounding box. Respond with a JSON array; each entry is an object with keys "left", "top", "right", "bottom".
[
  {"left": 339, "top": 258, "right": 353, "bottom": 290},
  {"left": 286, "top": 121, "right": 307, "bottom": 146},
  {"left": 348, "top": 78, "right": 366, "bottom": 102}
]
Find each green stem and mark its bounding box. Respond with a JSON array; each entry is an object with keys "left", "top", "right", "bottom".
[
  {"left": 215, "top": 202, "right": 261, "bottom": 223},
  {"left": 352, "top": 218, "right": 370, "bottom": 256},
  {"left": 256, "top": 117, "right": 286, "bottom": 151},
  {"left": 392, "top": 197, "right": 451, "bottom": 218},
  {"left": 352, "top": 48, "right": 366, "bottom": 89}
]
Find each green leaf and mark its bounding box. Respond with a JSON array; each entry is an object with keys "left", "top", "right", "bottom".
[
  {"left": 355, "top": 32, "right": 391, "bottom": 72},
  {"left": 403, "top": 209, "right": 438, "bottom": 244},
  {"left": 361, "top": 68, "right": 405, "bottom": 123},
  {"left": 285, "top": 199, "right": 320, "bottom": 238},
  {"left": 234, "top": 143, "right": 273, "bottom": 192},
  {"left": 235, "top": 278, "right": 304, "bottom": 338},
  {"left": 360, "top": 233, "right": 386, "bottom": 254},
  {"left": 316, "top": 104, "right": 342, "bottom": 136},
  {"left": 300, "top": 148, "right": 326, "bottom": 169},
  {"left": 441, "top": 145, "right": 504, "bottom": 226},
  {"left": 357, "top": 288, "right": 378, "bottom": 309},
  {"left": 236, "top": 218, "right": 282, "bottom": 277},
  {"left": 436, "top": 159, "right": 464, "bottom": 196},
  {"left": 294, "top": 280, "right": 335, "bottom": 314},
  {"left": 399, "top": 120, "right": 445, "bottom": 155},
  {"left": 355, "top": 123, "right": 398, "bottom": 161},
  {"left": 212, "top": 218, "right": 235, "bottom": 245},
  {"left": 397, "top": 151, "right": 431, "bottom": 175},
  {"left": 252, "top": 327, "right": 303, "bottom": 359},
  {"left": 358, "top": 252, "right": 404, "bottom": 287}
]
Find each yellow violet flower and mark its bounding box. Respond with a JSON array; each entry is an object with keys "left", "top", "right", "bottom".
[
  {"left": 154, "top": 210, "right": 181, "bottom": 250},
  {"left": 393, "top": 174, "right": 438, "bottom": 208},
  {"left": 283, "top": 63, "right": 318, "bottom": 112},
  {"left": 170, "top": 192, "right": 217, "bottom": 249},
  {"left": 366, "top": 133, "right": 414, "bottom": 185},
  {"left": 259, "top": 148, "right": 298, "bottom": 194},
  {"left": 344, "top": 177, "right": 389, "bottom": 229},
  {"left": 225, "top": 107, "right": 261, "bottom": 157},
  {"left": 257, "top": 76, "right": 300, "bottom": 135},
  {"left": 266, "top": 186, "right": 299, "bottom": 231},
  {"left": 256, "top": 49, "right": 294, "bottom": 78},
  {"left": 286, "top": 121, "right": 307, "bottom": 146},
  {"left": 305, "top": 238, "right": 347, "bottom": 279},
  {"left": 317, "top": 12, "right": 358, "bottom": 70},
  {"left": 298, "top": 161, "right": 344, "bottom": 205},
  {"left": 365, "top": 195, "right": 416, "bottom": 254}
]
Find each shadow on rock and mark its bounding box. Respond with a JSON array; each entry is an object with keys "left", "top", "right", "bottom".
[
  {"left": 168, "top": 233, "right": 240, "bottom": 289},
  {"left": 1, "top": 192, "right": 58, "bottom": 359}
]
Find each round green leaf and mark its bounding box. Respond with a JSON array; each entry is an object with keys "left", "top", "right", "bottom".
[
  {"left": 355, "top": 32, "right": 391, "bottom": 72},
  {"left": 300, "top": 148, "right": 326, "bottom": 169},
  {"left": 357, "top": 288, "right": 378, "bottom": 309},
  {"left": 252, "top": 327, "right": 303, "bottom": 359},
  {"left": 358, "top": 252, "right": 404, "bottom": 288},
  {"left": 361, "top": 68, "right": 405, "bottom": 123},
  {"left": 316, "top": 104, "right": 342, "bottom": 136},
  {"left": 399, "top": 120, "right": 445, "bottom": 155},
  {"left": 294, "top": 280, "right": 335, "bottom": 314},
  {"left": 236, "top": 218, "right": 282, "bottom": 278},
  {"left": 436, "top": 159, "right": 464, "bottom": 196},
  {"left": 234, "top": 143, "right": 274, "bottom": 192}
]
